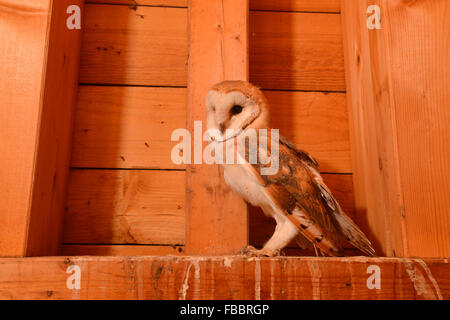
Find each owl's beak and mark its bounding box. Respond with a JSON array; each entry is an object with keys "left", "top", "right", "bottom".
[{"left": 215, "top": 128, "right": 243, "bottom": 143}]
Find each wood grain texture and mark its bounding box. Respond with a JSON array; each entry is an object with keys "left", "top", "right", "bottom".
[
  {"left": 26, "top": 0, "right": 85, "bottom": 257},
  {"left": 79, "top": 4, "right": 187, "bottom": 86},
  {"left": 0, "top": 256, "right": 448, "bottom": 299},
  {"left": 86, "top": 0, "right": 187, "bottom": 7},
  {"left": 62, "top": 245, "right": 356, "bottom": 257},
  {"left": 71, "top": 86, "right": 186, "bottom": 169},
  {"left": 250, "top": 174, "right": 355, "bottom": 249},
  {"left": 250, "top": 0, "right": 340, "bottom": 13},
  {"left": 62, "top": 245, "right": 184, "bottom": 256},
  {"left": 341, "top": 0, "right": 450, "bottom": 258},
  {"left": 0, "top": 0, "right": 83, "bottom": 256},
  {"left": 341, "top": 0, "right": 404, "bottom": 257},
  {"left": 383, "top": 0, "right": 450, "bottom": 258},
  {"left": 185, "top": 0, "right": 249, "bottom": 255},
  {"left": 250, "top": 11, "right": 345, "bottom": 91},
  {"left": 266, "top": 91, "right": 351, "bottom": 173},
  {"left": 63, "top": 170, "right": 185, "bottom": 245}
]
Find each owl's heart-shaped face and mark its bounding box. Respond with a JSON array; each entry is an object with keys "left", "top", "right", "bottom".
[{"left": 206, "top": 80, "right": 271, "bottom": 141}]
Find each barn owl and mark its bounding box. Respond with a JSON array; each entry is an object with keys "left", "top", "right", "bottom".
[{"left": 206, "top": 80, "right": 375, "bottom": 257}]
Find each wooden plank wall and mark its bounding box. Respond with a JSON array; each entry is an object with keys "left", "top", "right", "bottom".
[
  {"left": 63, "top": 0, "right": 189, "bottom": 256},
  {"left": 63, "top": 0, "right": 356, "bottom": 256},
  {"left": 1, "top": 256, "right": 449, "bottom": 300},
  {"left": 0, "top": 0, "right": 84, "bottom": 257}
]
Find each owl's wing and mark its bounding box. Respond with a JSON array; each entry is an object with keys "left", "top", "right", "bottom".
[
  {"left": 278, "top": 134, "right": 319, "bottom": 169},
  {"left": 246, "top": 134, "right": 375, "bottom": 256}
]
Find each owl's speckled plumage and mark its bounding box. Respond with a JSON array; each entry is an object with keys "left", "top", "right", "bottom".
[{"left": 206, "top": 80, "right": 375, "bottom": 257}]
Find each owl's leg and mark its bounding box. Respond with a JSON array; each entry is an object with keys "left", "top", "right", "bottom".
[
  {"left": 240, "top": 218, "right": 299, "bottom": 257},
  {"left": 261, "top": 219, "right": 299, "bottom": 256}
]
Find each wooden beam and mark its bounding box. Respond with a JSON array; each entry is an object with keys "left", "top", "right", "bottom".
[
  {"left": 341, "top": 0, "right": 403, "bottom": 258},
  {"left": 0, "top": 0, "right": 83, "bottom": 256},
  {"left": 186, "top": 0, "right": 249, "bottom": 255},
  {"left": 341, "top": 0, "right": 450, "bottom": 258},
  {"left": 0, "top": 256, "right": 448, "bottom": 299}
]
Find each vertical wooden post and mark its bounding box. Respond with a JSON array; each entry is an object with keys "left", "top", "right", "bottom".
[
  {"left": 186, "top": 0, "right": 249, "bottom": 255},
  {"left": 341, "top": 0, "right": 450, "bottom": 258},
  {"left": 0, "top": 0, "right": 83, "bottom": 256}
]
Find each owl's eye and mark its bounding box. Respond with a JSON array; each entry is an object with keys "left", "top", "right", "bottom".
[{"left": 231, "top": 105, "right": 243, "bottom": 115}]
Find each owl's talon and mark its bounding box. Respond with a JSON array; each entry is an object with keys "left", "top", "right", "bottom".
[
  {"left": 238, "top": 245, "right": 258, "bottom": 255},
  {"left": 239, "top": 246, "right": 279, "bottom": 257}
]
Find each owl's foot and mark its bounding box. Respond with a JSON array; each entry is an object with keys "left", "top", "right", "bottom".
[{"left": 238, "top": 245, "right": 280, "bottom": 257}]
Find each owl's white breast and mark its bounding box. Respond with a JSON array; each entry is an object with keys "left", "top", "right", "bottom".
[
  {"left": 223, "top": 164, "right": 263, "bottom": 205},
  {"left": 223, "top": 163, "right": 287, "bottom": 223}
]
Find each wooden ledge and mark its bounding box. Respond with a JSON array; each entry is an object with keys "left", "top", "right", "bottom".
[{"left": 0, "top": 256, "right": 448, "bottom": 299}]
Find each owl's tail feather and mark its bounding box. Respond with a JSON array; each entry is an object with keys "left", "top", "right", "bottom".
[
  {"left": 332, "top": 204, "right": 376, "bottom": 257},
  {"left": 312, "top": 174, "right": 376, "bottom": 257}
]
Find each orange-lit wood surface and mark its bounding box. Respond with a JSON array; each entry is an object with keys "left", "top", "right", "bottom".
[
  {"left": 0, "top": 256, "right": 448, "bottom": 300},
  {"left": 0, "top": 0, "right": 83, "bottom": 256},
  {"left": 185, "top": 0, "right": 249, "bottom": 255},
  {"left": 341, "top": 0, "right": 450, "bottom": 258}
]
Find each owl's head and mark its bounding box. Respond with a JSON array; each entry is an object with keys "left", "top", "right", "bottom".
[{"left": 206, "top": 81, "right": 271, "bottom": 139}]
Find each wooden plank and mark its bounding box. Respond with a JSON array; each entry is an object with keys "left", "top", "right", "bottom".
[
  {"left": 0, "top": 256, "right": 448, "bottom": 299},
  {"left": 63, "top": 170, "right": 185, "bottom": 245},
  {"left": 185, "top": 0, "right": 249, "bottom": 255},
  {"left": 0, "top": 0, "right": 83, "bottom": 256},
  {"left": 79, "top": 4, "right": 187, "bottom": 86},
  {"left": 86, "top": 0, "right": 187, "bottom": 7},
  {"left": 266, "top": 91, "right": 351, "bottom": 173},
  {"left": 0, "top": 0, "right": 50, "bottom": 257},
  {"left": 71, "top": 88, "right": 349, "bottom": 172},
  {"left": 341, "top": 0, "right": 400, "bottom": 257},
  {"left": 62, "top": 245, "right": 184, "bottom": 256},
  {"left": 250, "top": 0, "right": 340, "bottom": 13},
  {"left": 341, "top": 0, "right": 450, "bottom": 258},
  {"left": 250, "top": 174, "right": 355, "bottom": 249},
  {"left": 71, "top": 86, "right": 186, "bottom": 169},
  {"left": 26, "top": 0, "right": 85, "bottom": 257},
  {"left": 250, "top": 11, "right": 345, "bottom": 91},
  {"left": 382, "top": 0, "right": 450, "bottom": 258}
]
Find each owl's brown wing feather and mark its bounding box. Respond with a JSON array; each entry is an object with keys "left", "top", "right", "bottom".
[
  {"left": 277, "top": 137, "right": 375, "bottom": 256},
  {"left": 248, "top": 134, "right": 375, "bottom": 256},
  {"left": 278, "top": 135, "right": 319, "bottom": 169}
]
